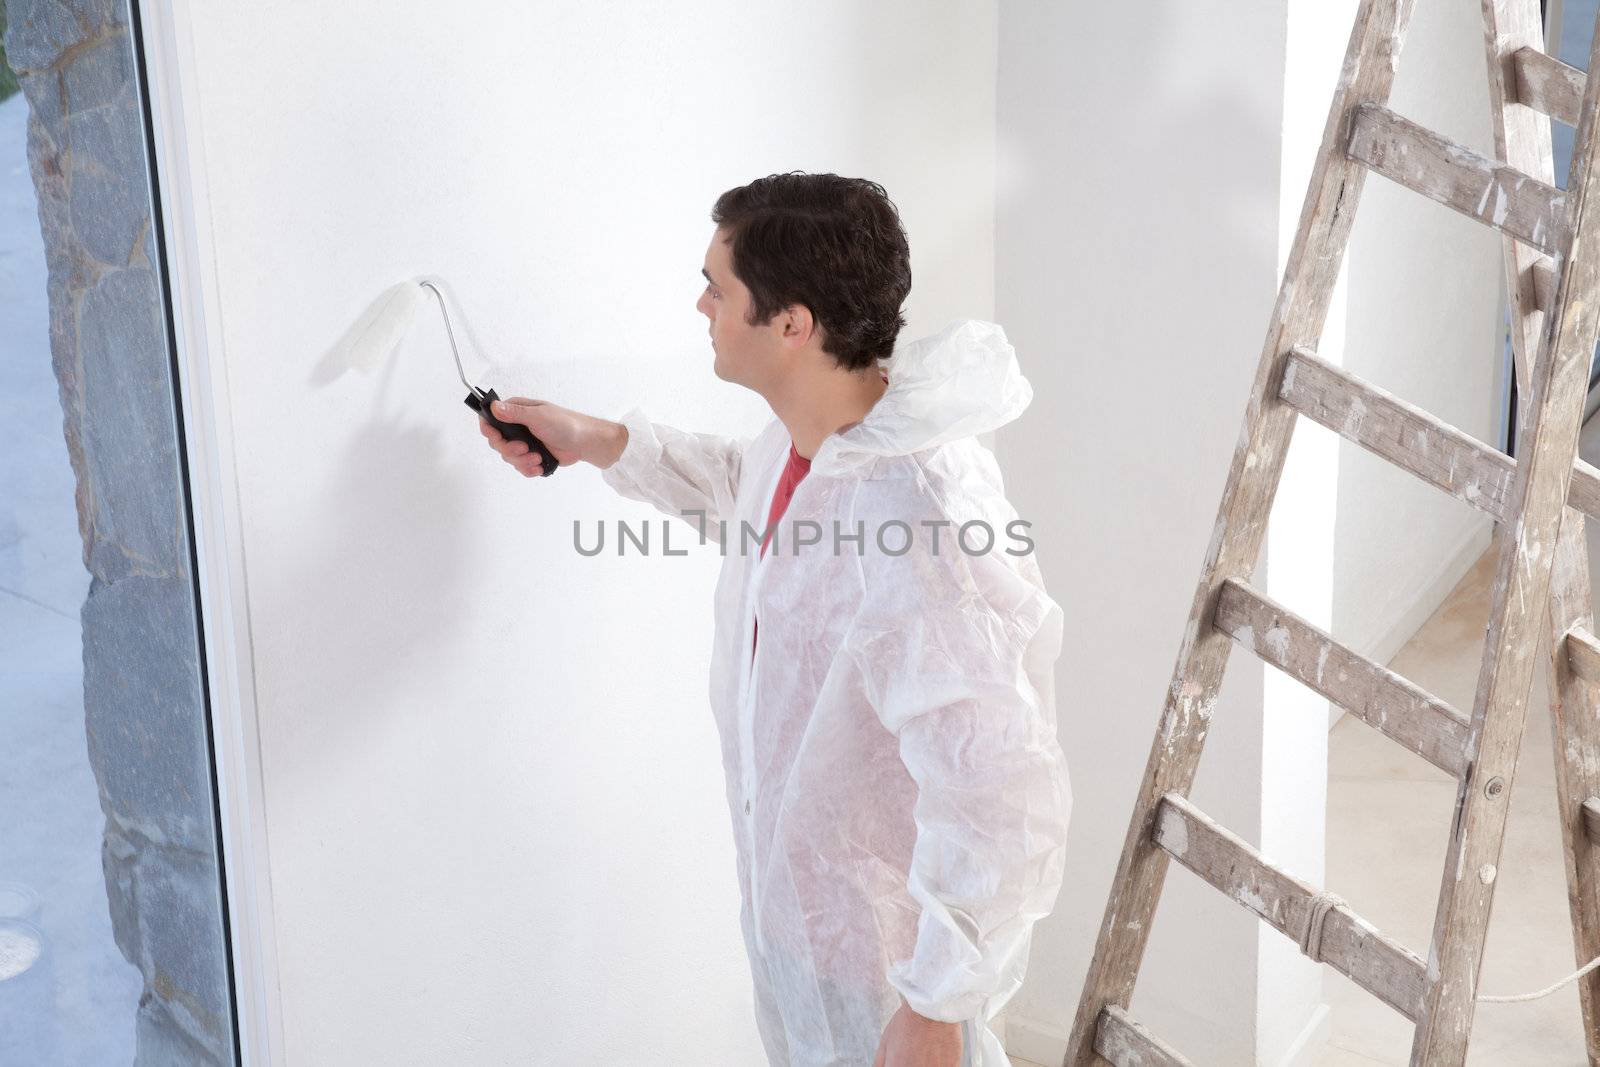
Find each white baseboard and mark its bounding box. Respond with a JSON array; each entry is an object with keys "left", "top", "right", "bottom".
[
  {"left": 1328, "top": 518, "right": 1491, "bottom": 730},
  {"left": 1001, "top": 1010, "right": 1070, "bottom": 1066}
]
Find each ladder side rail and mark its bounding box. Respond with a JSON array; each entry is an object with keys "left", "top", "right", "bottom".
[
  {"left": 1411, "top": 6, "right": 1600, "bottom": 1062},
  {"left": 1544, "top": 509, "right": 1600, "bottom": 1065},
  {"left": 1492, "top": 6, "right": 1600, "bottom": 1060}
]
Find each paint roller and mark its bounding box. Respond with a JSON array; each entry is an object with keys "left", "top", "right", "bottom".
[{"left": 330, "top": 278, "right": 560, "bottom": 475}]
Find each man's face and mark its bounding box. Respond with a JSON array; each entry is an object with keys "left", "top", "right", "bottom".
[{"left": 698, "top": 228, "right": 781, "bottom": 389}]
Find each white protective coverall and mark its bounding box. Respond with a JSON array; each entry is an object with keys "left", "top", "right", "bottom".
[{"left": 601, "top": 319, "right": 1071, "bottom": 1067}]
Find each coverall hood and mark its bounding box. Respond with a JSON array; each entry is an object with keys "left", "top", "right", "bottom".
[{"left": 812, "top": 319, "right": 1034, "bottom": 477}]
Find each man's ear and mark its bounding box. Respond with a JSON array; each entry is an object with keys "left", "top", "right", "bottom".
[{"left": 781, "top": 304, "right": 817, "bottom": 346}]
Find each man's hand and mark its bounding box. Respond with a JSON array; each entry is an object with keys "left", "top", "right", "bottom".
[
  {"left": 479, "top": 397, "right": 628, "bottom": 477},
  {"left": 871, "top": 997, "right": 963, "bottom": 1067}
]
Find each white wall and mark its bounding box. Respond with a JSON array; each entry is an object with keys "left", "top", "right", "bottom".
[
  {"left": 167, "top": 3, "right": 997, "bottom": 1063},
  {"left": 164, "top": 1, "right": 1504, "bottom": 1062}
]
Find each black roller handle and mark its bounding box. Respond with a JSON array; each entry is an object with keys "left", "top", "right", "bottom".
[{"left": 466, "top": 386, "right": 559, "bottom": 476}]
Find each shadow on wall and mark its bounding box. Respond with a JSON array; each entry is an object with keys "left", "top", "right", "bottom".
[
  {"left": 262, "top": 382, "right": 477, "bottom": 786},
  {"left": 242, "top": 279, "right": 484, "bottom": 797}
]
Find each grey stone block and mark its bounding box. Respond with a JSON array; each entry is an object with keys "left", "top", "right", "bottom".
[
  {"left": 136, "top": 995, "right": 228, "bottom": 1067},
  {"left": 78, "top": 266, "right": 184, "bottom": 580},
  {"left": 81, "top": 573, "right": 212, "bottom": 853},
  {"left": 3, "top": 0, "right": 83, "bottom": 74},
  {"left": 64, "top": 30, "right": 131, "bottom": 114},
  {"left": 17, "top": 67, "right": 67, "bottom": 148},
  {"left": 63, "top": 0, "right": 120, "bottom": 37},
  {"left": 68, "top": 92, "right": 148, "bottom": 265},
  {"left": 102, "top": 824, "right": 141, "bottom": 967},
  {"left": 130, "top": 848, "right": 232, "bottom": 1059},
  {"left": 24, "top": 114, "right": 75, "bottom": 291}
]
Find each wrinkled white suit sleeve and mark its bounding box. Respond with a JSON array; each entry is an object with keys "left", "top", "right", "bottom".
[
  {"left": 599, "top": 405, "right": 749, "bottom": 527},
  {"left": 848, "top": 496, "right": 1071, "bottom": 1024}
]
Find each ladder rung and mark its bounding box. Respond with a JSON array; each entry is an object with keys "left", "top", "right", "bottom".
[
  {"left": 1279, "top": 347, "right": 1600, "bottom": 524},
  {"left": 1094, "top": 1005, "right": 1192, "bottom": 1067},
  {"left": 1153, "top": 793, "right": 1428, "bottom": 1021},
  {"left": 1346, "top": 103, "right": 1564, "bottom": 256},
  {"left": 1531, "top": 256, "right": 1557, "bottom": 315},
  {"left": 1513, "top": 45, "right": 1586, "bottom": 127},
  {"left": 1215, "top": 578, "right": 1471, "bottom": 777},
  {"left": 1279, "top": 348, "right": 1515, "bottom": 517},
  {"left": 1571, "top": 460, "right": 1600, "bottom": 519},
  {"left": 1567, "top": 626, "right": 1600, "bottom": 685},
  {"left": 1556, "top": 624, "right": 1600, "bottom": 845}
]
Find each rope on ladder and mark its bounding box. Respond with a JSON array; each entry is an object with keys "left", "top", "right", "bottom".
[
  {"left": 1298, "top": 889, "right": 1347, "bottom": 963},
  {"left": 1477, "top": 954, "right": 1600, "bottom": 1004}
]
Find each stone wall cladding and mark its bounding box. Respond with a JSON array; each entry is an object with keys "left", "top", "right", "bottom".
[{"left": 5, "top": 1, "right": 235, "bottom": 1062}]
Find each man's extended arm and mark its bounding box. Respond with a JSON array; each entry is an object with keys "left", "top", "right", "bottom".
[
  {"left": 484, "top": 397, "right": 748, "bottom": 526},
  {"left": 599, "top": 406, "right": 748, "bottom": 526}
]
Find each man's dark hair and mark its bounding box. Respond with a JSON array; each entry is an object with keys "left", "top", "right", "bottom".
[{"left": 711, "top": 172, "right": 912, "bottom": 371}]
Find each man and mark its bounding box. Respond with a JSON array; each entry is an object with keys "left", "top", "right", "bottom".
[{"left": 480, "top": 172, "right": 1070, "bottom": 1067}]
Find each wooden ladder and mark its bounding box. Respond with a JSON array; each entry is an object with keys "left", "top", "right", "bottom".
[{"left": 1063, "top": 2, "right": 1600, "bottom": 1064}]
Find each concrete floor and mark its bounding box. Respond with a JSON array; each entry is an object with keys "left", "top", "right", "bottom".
[{"left": 0, "top": 91, "right": 141, "bottom": 1063}]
